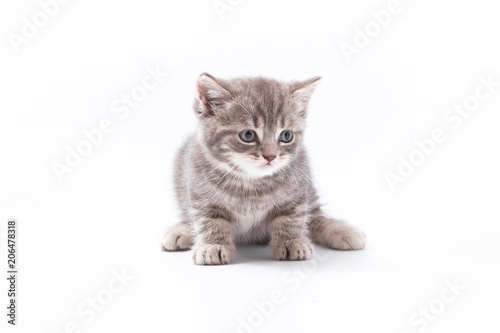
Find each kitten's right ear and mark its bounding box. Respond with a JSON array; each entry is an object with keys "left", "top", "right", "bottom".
[
  {"left": 290, "top": 76, "right": 321, "bottom": 118},
  {"left": 196, "top": 73, "right": 232, "bottom": 116}
]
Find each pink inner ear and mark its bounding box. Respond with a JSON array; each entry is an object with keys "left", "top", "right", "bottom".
[
  {"left": 197, "top": 74, "right": 232, "bottom": 115},
  {"left": 290, "top": 77, "right": 321, "bottom": 117}
]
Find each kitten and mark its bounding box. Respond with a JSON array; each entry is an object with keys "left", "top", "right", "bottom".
[{"left": 161, "top": 73, "right": 366, "bottom": 265}]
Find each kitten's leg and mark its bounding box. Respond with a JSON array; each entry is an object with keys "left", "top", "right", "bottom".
[
  {"left": 161, "top": 222, "right": 193, "bottom": 251},
  {"left": 270, "top": 215, "right": 314, "bottom": 261},
  {"left": 309, "top": 215, "right": 366, "bottom": 250},
  {"left": 192, "top": 217, "right": 235, "bottom": 265}
]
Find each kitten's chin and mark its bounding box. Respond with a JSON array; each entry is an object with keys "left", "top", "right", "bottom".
[
  {"left": 245, "top": 165, "right": 280, "bottom": 178},
  {"left": 230, "top": 155, "right": 286, "bottom": 179},
  {"left": 239, "top": 168, "right": 278, "bottom": 179}
]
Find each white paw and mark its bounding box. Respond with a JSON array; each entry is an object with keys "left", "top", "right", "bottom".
[
  {"left": 330, "top": 225, "right": 366, "bottom": 250},
  {"left": 272, "top": 238, "right": 313, "bottom": 261},
  {"left": 192, "top": 244, "right": 234, "bottom": 265},
  {"left": 161, "top": 225, "right": 193, "bottom": 251}
]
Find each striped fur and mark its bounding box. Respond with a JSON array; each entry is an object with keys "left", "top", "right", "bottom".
[{"left": 162, "top": 74, "right": 366, "bottom": 265}]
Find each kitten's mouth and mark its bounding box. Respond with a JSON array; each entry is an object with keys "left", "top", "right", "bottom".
[{"left": 260, "top": 162, "right": 273, "bottom": 168}]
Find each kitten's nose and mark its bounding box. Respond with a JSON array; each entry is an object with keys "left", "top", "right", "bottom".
[{"left": 263, "top": 155, "right": 277, "bottom": 163}]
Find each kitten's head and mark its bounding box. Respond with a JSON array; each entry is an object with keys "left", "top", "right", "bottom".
[{"left": 194, "top": 73, "right": 320, "bottom": 178}]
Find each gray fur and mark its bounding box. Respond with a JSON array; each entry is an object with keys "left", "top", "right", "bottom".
[{"left": 161, "top": 73, "right": 366, "bottom": 265}]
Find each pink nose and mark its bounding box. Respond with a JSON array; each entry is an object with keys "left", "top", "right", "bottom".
[{"left": 263, "top": 155, "right": 276, "bottom": 162}]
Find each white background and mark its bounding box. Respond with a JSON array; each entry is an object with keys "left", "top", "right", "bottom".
[{"left": 1, "top": 0, "right": 500, "bottom": 332}]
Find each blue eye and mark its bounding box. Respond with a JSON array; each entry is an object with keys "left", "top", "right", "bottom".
[
  {"left": 279, "top": 130, "right": 293, "bottom": 143},
  {"left": 239, "top": 130, "right": 257, "bottom": 142}
]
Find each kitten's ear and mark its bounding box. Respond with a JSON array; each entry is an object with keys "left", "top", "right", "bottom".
[
  {"left": 196, "top": 73, "right": 232, "bottom": 116},
  {"left": 290, "top": 76, "right": 321, "bottom": 117}
]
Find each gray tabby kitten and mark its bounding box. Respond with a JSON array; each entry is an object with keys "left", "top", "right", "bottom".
[{"left": 161, "top": 73, "right": 366, "bottom": 265}]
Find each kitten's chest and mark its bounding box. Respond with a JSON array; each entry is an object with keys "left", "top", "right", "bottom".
[
  {"left": 227, "top": 199, "right": 272, "bottom": 232},
  {"left": 231, "top": 206, "right": 268, "bottom": 224},
  {"left": 228, "top": 202, "right": 271, "bottom": 244}
]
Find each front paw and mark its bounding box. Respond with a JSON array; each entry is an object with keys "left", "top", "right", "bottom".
[
  {"left": 272, "top": 238, "right": 313, "bottom": 261},
  {"left": 331, "top": 225, "right": 366, "bottom": 250},
  {"left": 161, "top": 223, "right": 193, "bottom": 251},
  {"left": 192, "top": 243, "right": 235, "bottom": 265}
]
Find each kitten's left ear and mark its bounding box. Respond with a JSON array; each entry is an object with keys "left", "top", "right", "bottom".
[
  {"left": 196, "top": 73, "right": 232, "bottom": 116},
  {"left": 290, "top": 76, "right": 321, "bottom": 117}
]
